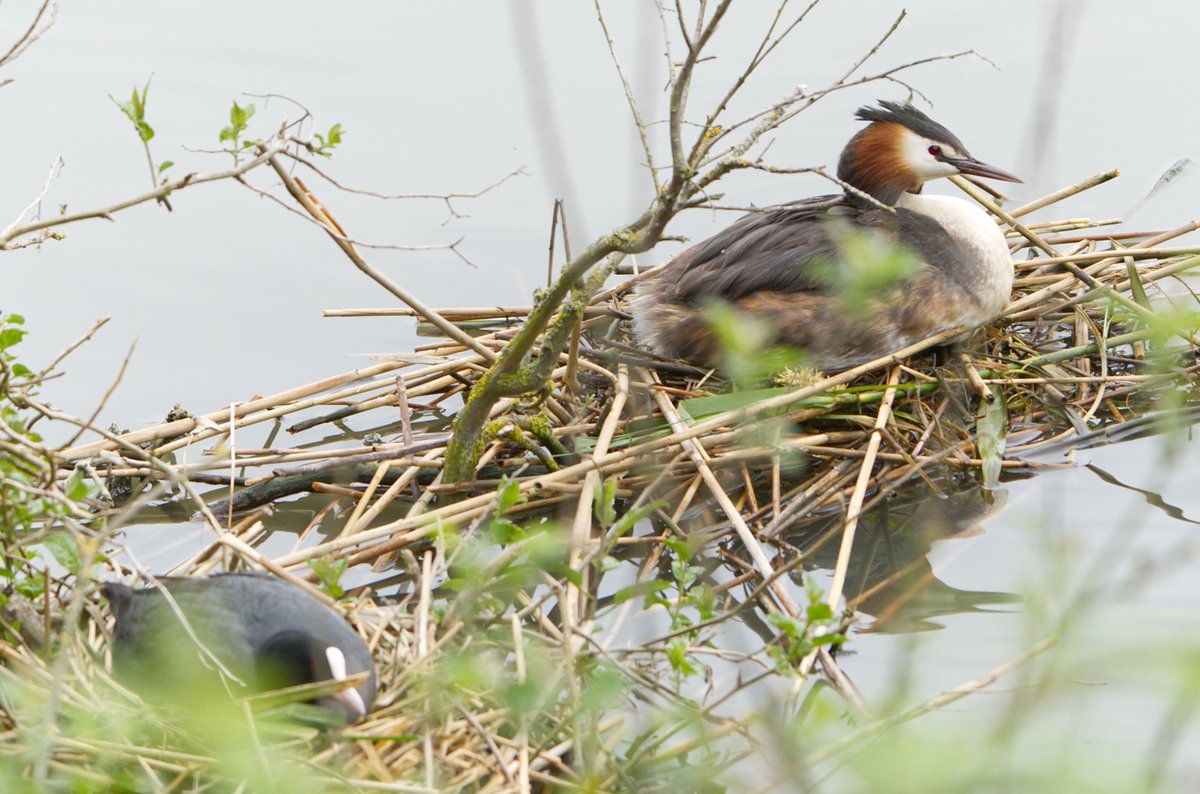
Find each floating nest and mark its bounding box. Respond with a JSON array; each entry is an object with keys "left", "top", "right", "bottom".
[{"left": 2, "top": 165, "right": 1199, "bottom": 790}]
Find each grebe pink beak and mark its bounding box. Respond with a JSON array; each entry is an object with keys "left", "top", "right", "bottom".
[{"left": 946, "top": 155, "right": 1022, "bottom": 184}]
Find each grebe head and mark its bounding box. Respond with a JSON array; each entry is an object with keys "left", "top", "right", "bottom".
[{"left": 837, "top": 100, "right": 1021, "bottom": 205}]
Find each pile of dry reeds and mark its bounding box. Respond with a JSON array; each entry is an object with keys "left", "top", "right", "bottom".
[{"left": 2, "top": 161, "right": 1197, "bottom": 790}]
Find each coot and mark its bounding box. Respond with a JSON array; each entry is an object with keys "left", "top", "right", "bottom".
[{"left": 104, "top": 573, "right": 376, "bottom": 723}]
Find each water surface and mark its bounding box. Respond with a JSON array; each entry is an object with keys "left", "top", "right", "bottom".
[{"left": 6, "top": 0, "right": 1200, "bottom": 787}]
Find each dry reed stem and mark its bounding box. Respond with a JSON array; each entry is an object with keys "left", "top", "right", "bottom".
[
  {"left": 60, "top": 359, "right": 414, "bottom": 460},
  {"left": 566, "top": 365, "right": 629, "bottom": 626},
  {"left": 278, "top": 167, "right": 495, "bottom": 361},
  {"left": 825, "top": 367, "right": 901, "bottom": 610},
  {"left": 650, "top": 381, "right": 798, "bottom": 616},
  {"left": 1007, "top": 168, "right": 1119, "bottom": 218}
]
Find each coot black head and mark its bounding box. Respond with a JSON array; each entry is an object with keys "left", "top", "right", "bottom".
[
  {"left": 257, "top": 630, "right": 369, "bottom": 721},
  {"left": 104, "top": 573, "right": 376, "bottom": 723}
]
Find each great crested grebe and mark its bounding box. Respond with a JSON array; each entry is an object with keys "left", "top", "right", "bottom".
[{"left": 630, "top": 100, "right": 1021, "bottom": 371}]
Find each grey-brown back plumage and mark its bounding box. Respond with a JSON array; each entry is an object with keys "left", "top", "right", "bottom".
[{"left": 631, "top": 194, "right": 989, "bottom": 371}]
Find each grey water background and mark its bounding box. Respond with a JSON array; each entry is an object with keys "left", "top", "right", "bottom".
[{"left": 5, "top": 0, "right": 1200, "bottom": 785}]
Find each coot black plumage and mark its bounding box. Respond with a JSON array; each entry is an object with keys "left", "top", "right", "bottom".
[{"left": 104, "top": 573, "right": 376, "bottom": 723}]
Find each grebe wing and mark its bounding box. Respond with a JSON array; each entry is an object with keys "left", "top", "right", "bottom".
[{"left": 667, "top": 195, "right": 877, "bottom": 303}]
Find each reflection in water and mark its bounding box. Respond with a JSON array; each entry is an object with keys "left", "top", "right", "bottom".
[
  {"left": 1086, "top": 462, "right": 1200, "bottom": 527},
  {"left": 784, "top": 474, "right": 1019, "bottom": 633}
]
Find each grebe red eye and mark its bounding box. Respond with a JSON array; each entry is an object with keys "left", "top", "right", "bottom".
[{"left": 928, "top": 144, "right": 942, "bottom": 157}]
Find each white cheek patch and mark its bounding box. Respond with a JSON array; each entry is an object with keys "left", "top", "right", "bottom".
[
  {"left": 325, "top": 646, "right": 348, "bottom": 680},
  {"left": 900, "top": 130, "right": 959, "bottom": 181}
]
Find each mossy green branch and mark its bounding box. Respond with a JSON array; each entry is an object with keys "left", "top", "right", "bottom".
[
  {"left": 442, "top": 0, "right": 758, "bottom": 485},
  {"left": 443, "top": 254, "right": 623, "bottom": 483},
  {"left": 484, "top": 419, "right": 559, "bottom": 472}
]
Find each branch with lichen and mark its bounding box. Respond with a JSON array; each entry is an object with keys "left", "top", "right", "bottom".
[
  {"left": 440, "top": 0, "right": 798, "bottom": 483},
  {"left": 440, "top": 2, "right": 979, "bottom": 483},
  {"left": 442, "top": 252, "right": 622, "bottom": 481}
]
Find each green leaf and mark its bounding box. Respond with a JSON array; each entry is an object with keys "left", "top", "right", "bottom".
[
  {"left": 1124, "top": 257, "right": 1149, "bottom": 308},
  {"left": 703, "top": 302, "right": 805, "bottom": 388},
  {"left": 43, "top": 533, "right": 81, "bottom": 574},
  {"left": 230, "top": 100, "right": 255, "bottom": 127},
  {"left": 806, "top": 601, "right": 834, "bottom": 623},
  {"left": 501, "top": 678, "right": 544, "bottom": 718},
  {"left": 593, "top": 478, "right": 617, "bottom": 527},
  {"left": 548, "top": 564, "right": 583, "bottom": 588},
  {"left": 767, "top": 644, "right": 791, "bottom": 674},
  {"left": 110, "top": 78, "right": 156, "bottom": 143},
  {"left": 573, "top": 416, "right": 671, "bottom": 453},
  {"left": 496, "top": 477, "right": 524, "bottom": 514},
  {"left": 314, "top": 123, "right": 346, "bottom": 156},
  {"left": 609, "top": 499, "right": 667, "bottom": 539},
  {"left": 309, "top": 555, "right": 348, "bottom": 598},
  {"left": 677, "top": 387, "right": 791, "bottom": 423},
  {"left": 158, "top": 160, "right": 174, "bottom": 173},
  {"left": 64, "top": 469, "right": 91, "bottom": 503},
  {"left": 663, "top": 536, "right": 694, "bottom": 562},
  {"left": 646, "top": 593, "right": 670, "bottom": 610},
  {"left": 219, "top": 100, "right": 256, "bottom": 144},
  {"left": 693, "top": 584, "right": 716, "bottom": 620},
  {"left": 612, "top": 579, "right": 670, "bottom": 605},
  {"left": 669, "top": 611, "right": 694, "bottom": 631},
  {"left": 812, "top": 632, "right": 846, "bottom": 647},
  {"left": 977, "top": 385, "right": 1008, "bottom": 490},
  {"left": 767, "top": 610, "right": 803, "bottom": 640},
  {"left": 671, "top": 559, "right": 701, "bottom": 591},
  {"left": 489, "top": 517, "right": 524, "bottom": 544},
  {"left": 804, "top": 576, "right": 826, "bottom": 604},
  {"left": 666, "top": 638, "right": 699, "bottom": 677},
  {"left": 0, "top": 328, "right": 26, "bottom": 350},
  {"left": 826, "top": 225, "right": 923, "bottom": 317},
  {"left": 580, "top": 663, "right": 625, "bottom": 712}
]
